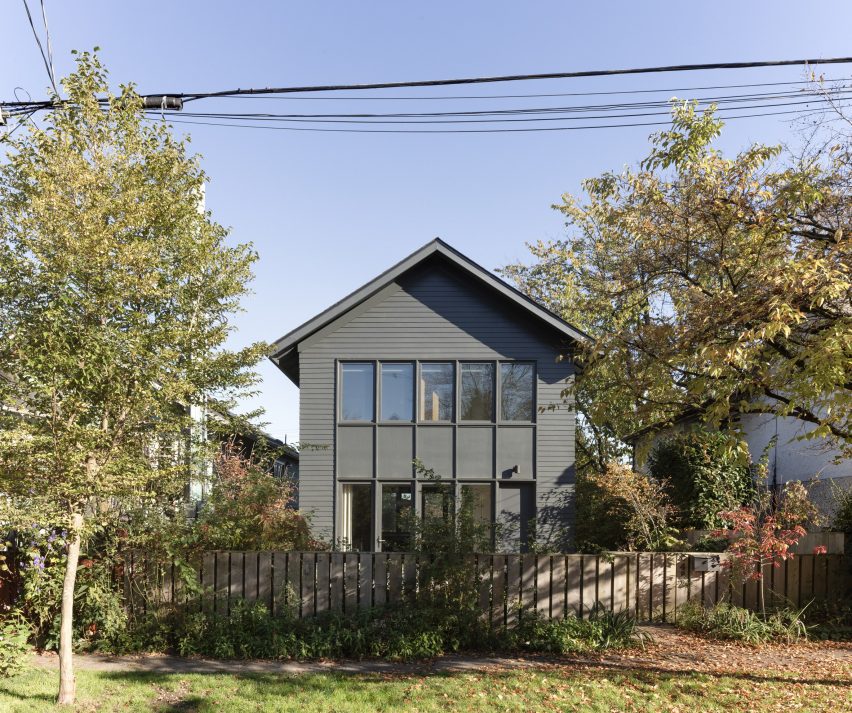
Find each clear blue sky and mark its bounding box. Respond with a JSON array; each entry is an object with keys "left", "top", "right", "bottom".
[{"left": 3, "top": 1, "right": 851, "bottom": 440}]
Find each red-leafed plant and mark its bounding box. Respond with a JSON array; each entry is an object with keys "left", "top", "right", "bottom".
[{"left": 714, "top": 481, "right": 819, "bottom": 617}]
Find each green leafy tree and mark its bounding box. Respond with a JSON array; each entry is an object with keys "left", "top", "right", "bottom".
[
  {"left": 503, "top": 102, "right": 851, "bottom": 459},
  {"left": 0, "top": 52, "right": 265, "bottom": 704},
  {"left": 648, "top": 430, "right": 755, "bottom": 530}
]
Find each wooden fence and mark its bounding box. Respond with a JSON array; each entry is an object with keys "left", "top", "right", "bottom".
[{"left": 127, "top": 551, "right": 848, "bottom": 626}]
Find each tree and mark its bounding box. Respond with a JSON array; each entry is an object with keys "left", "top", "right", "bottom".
[
  {"left": 714, "top": 479, "right": 819, "bottom": 616},
  {"left": 0, "top": 52, "right": 265, "bottom": 704},
  {"left": 502, "top": 102, "right": 851, "bottom": 459},
  {"left": 648, "top": 430, "right": 755, "bottom": 530}
]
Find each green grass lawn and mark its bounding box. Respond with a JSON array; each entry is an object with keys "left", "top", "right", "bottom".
[{"left": 2, "top": 664, "right": 849, "bottom": 712}]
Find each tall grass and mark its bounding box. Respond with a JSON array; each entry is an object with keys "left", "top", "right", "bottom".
[{"left": 677, "top": 601, "right": 807, "bottom": 644}]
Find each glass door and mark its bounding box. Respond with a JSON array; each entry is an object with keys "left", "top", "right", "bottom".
[{"left": 379, "top": 484, "right": 413, "bottom": 551}]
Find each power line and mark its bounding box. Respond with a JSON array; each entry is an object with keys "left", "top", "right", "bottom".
[
  {"left": 157, "top": 88, "right": 852, "bottom": 123},
  {"left": 207, "top": 77, "right": 850, "bottom": 101},
  {"left": 175, "top": 57, "right": 852, "bottom": 101},
  {"left": 144, "top": 103, "right": 845, "bottom": 134},
  {"left": 20, "top": 0, "right": 58, "bottom": 96}
]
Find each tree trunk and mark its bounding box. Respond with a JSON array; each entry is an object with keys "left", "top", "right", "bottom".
[{"left": 57, "top": 511, "right": 83, "bottom": 706}]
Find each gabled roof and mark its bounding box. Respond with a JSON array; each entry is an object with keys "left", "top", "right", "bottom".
[{"left": 268, "top": 238, "right": 590, "bottom": 384}]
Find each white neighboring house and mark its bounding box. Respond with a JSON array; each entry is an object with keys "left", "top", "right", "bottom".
[{"left": 632, "top": 412, "right": 851, "bottom": 519}]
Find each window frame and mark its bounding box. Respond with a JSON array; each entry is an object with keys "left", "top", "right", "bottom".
[
  {"left": 497, "top": 361, "right": 537, "bottom": 424},
  {"left": 378, "top": 361, "right": 416, "bottom": 423},
  {"left": 417, "top": 361, "right": 456, "bottom": 424},
  {"left": 336, "top": 359, "right": 536, "bottom": 426},
  {"left": 338, "top": 361, "right": 376, "bottom": 424}
]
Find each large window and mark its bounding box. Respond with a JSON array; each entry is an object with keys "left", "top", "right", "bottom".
[
  {"left": 461, "top": 483, "right": 493, "bottom": 528},
  {"left": 460, "top": 363, "right": 494, "bottom": 421},
  {"left": 421, "top": 483, "right": 454, "bottom": 523},
  {"left": 380, "top": 363, "right": 414, "bottom": 421},
  {"left": 380, "top": 484, "right": 413, "bottom": 551},
  {"left": 500, "top": 362, "right": 534, "bottom": 421},
  {"left": 341, "top": 483, "right": 372, "bottom": 551},
  {"left": 420, "top": 363, "right": 454, "bottom": 421},
  {"left": 340, "top": 363, "right": 374, "bottom": 421}
]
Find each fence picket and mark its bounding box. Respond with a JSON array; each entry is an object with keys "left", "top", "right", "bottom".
[
  {"left": 301, "top": 553, "right": 315, "bottom": 617},
  {"left": 551, "top": 556, "right": 566, "bottom": 619},
  {"left": 244, "top": 552, "right": 259, "bottom": 603},
  {"left": 270, "top": 552, "right": 285, "bottom": 615},
  {"left": 566, "top": 556, "right": 582, "bottom": 618},
  {"left": 521, "top": 554, "right": 536, "bottom": 616},
  {"left": 330, "top": 553, "right": 344, "bottom": 613},
  {"left": 373, "top": 554, "right": 387, "bottom": 606},
  {"left": 286, "top": 553, "right": 301, "bottom": 614},
  {"left": 257, "top": 553, "right": 272, "bottom": 610},
  {"left": 582, "top": 556, "right": 597, "bottom": 619},
  {"left": 598, "top": 557, "right": 613, "bottom": 612},
  {"left": 201, "top": 552, "right": 215, "bottom": 614},
  {"left": 403, "top": 554, "right": 417, "bottom": 600},
  {"left": 358, "top": 554, "right": 373, "bottom": 609},
  {"left": 478, "top": 556, "right": 491, "bottom": 618},
  {"left": 612, "top": 555, "right": 629, "bottom": 613},
  {"left": 506, "top": 555, "right": 521, "bottom": 626},
  {"left": 388, "top": 554, "right": 402, "bottom": 603},
  {"left": 491, "top": 555, "right": 506, "bottom": 628},
  {"left": 344, "top": 554, "right": 358, "bottom": 613}
]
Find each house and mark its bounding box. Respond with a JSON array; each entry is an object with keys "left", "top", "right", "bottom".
[
  {"left": 268, "top": 239, "right": 587, "bottom": 552},
  {"left": 630, "top": 410, "right": 851, "bottom": 518}
]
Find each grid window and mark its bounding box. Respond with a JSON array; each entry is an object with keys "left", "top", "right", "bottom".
[
  {"left": 420, "top": 363, "right": 454, "bottom": 421},
  {"left": 460, "top": 362, "right": 494, "bottom": 421},
  {"left": 380, "top": 362, "right": 414, "bottom": 421},
  {"left": 340, "top": 362, "right": 374, "bottom": 421},
  {"left": 500, "top": 362, "right": 534, "bottom": 421}
]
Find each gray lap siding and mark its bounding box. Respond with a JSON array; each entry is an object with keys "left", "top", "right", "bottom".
[{"left": 297, "top": 265, "right": 576, "bottom": 547}]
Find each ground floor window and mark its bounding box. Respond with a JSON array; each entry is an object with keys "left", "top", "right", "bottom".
[
  {"left": 340, "top": 483, "right": 372, "bottom": 551},
  {"left": 380, "top": 483, "right": 413, "bottom": 551},
  {"left": 421, "top": 483, "right": 455, "bottom": 523},
  {"left": 460, "top": 483, "right": 493, "bottom": 528},
  {"left": 339, "top": 480, "right": 532, "bottom": 552}
]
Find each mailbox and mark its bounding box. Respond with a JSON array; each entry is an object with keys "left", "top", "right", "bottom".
[{"left": 691, "top": 554, "right": 722, "bottom": 572}]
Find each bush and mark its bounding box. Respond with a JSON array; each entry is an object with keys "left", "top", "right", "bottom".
[
  {"left": 831, "top": 487, "right": 852, "bottom": 549},
  {"left": 574, "top": 463, "right": 681, "bottom": 552},
  {"left": 0, "top": 612, "right": 31, "bottom": 678},
  {"left": 195, "top": 446, "right": 323, "bottom": 552},
  {"left": 510, "top": 605, "right": 649, "bottom": 654},
  {"left": 95, "top": 598, "right": 647, "bottom": 661},
  {"left": 648, "top": 431, "right": 754, "bottom": 530},
  {"left": 801, "top": 599, "right": 852, "bottom": 642},
  {"left": 677, "top": 601, "right": 807, "bottom": 644}
]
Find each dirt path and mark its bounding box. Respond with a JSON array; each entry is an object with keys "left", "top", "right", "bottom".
[{"left": 31, "top": 625, "right": 852, "bottom": 680}]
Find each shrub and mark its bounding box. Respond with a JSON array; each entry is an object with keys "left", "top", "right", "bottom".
[
  {"left": 830, "top": 486, "right": 852, "bottom": 549},
  {"left": 511, "top": 605, "right": 649, "bottom": 654},
  {"left": 677, "top": 601, "right": 807, "bottom": 644},
  {"left": 96, "top": 598, "right": 647, "bottom": 661},
  {"left": 648, "top": 431, "right": 754, "bottom": 530},
  {"left": 195, "top": 446, "right": 323, "bottom": 552},
  {"left": 574, "top": 462, "right": 681, "bottom": 552},
  {"left": 0, "top": 612, "right": 31, "bottom": 678}
]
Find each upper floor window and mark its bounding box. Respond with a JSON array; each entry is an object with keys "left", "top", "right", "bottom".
[
  {"left": 380, "top": 362, "right": 414, "bottom": 421},
  {"left": 340, "top": 362, "right": 374, "bottom": 421},
  {"left": 420, "top": 362, "right": 454, "bottom": 421},
  {"left": 500, "top": 362, "right": 534, "bottom": 421},
  {"left": 460, "top": 362, "right": 494, "bottom": 421}
]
